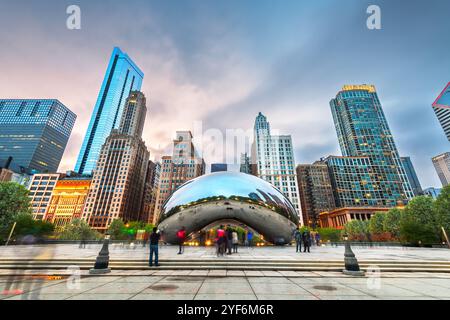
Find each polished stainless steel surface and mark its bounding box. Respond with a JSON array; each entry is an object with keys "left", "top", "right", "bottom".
[{"left": 158, "top": 172, "right": 299, "bottom": 245}]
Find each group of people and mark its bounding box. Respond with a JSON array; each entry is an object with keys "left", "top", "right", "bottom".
[
  {"left": 293, "top": 228, "right": 321, "bottom": 253},
  {"left": 215, "top": 225, "right": 240, "bottom": 256}
]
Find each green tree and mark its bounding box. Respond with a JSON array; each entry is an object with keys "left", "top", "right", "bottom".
[
  {"left": 400, "top": 196, "right": 440, "bottom": 245},
  {"left": 344, "top": 220, "right": 369, "bottom": 241},
  {"left": 57, "top": 219, "right": 102, "bottom": 240},
  {"left": 13, "top": 212, "right": 54, "bottom": 239},
  {"left": 0, "top": 182, "right": 32, "bottom": 239},
  {"left": 369, "top": 212, "right": 386, "bottom": 234},
  {"left": 317, "top": 228, "right": 342, "bottom": 242},
  {"left": 434, "top": 185, "right": 450, "bottom": 236},
  {"left": 383, "top": 208, "right": 403, "bottom": 238},
  {"left": 108, "top": 219, "right": 127, "bottom": 240}
]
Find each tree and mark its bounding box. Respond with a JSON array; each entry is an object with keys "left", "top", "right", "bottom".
[
  {"left": 369, "top": 212, "right": 386, "bottom": 234},
  {"left": 0, "top": 182, "right": 32, "bottom": 239},
  {"left": 383, "top": 208, "right": 403, "bottom": 238},
  {"left": 108, "top": 219, "right": 127, "bottom": 240},
  {"left": 344, "top": 220, "right": 369, "bottom": 241},
  {"left": 434, "top": 185, "right": 450, "bottom": 236},
  {"left": 400, "top": 196, "right": 440, "bottom": 245},
  {"left": 13, "top": 212, "right": 54, "bottom": 239},
  {"left": 57, "top": 219, "right": 102, "bottom": 240}
]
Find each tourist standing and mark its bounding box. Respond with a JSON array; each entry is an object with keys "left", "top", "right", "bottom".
[
  {"left": 149, "top": 228, "right": 160, "bottom": 267},
  {"left": 232, "top": 229, "right": 239, "bottom": 253},
  {"left": 177, "top": 227, "right": 186, "bottom": 255},
  {"left": 247, "top": 231, "right": 253, "bottom": 247},
  {"left": 294, "top": 228, "right": 302, "bottom": 253},
  {"left": 302, "top": 230, "right": 311, "bottom": 253},
  {"left": 216, "top": 225, "right": 226, "bottom": 256},
  {"left": 315, "top": 232, "right": 321, "bottom": 246},
  {"left": 226, "top": 225, "right": 233, "bottom": 255}
]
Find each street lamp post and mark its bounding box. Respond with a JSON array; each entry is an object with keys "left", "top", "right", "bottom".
[
  {"left": 342, "top": 233, "right": 365, "bottom": 276},
  {"left": 89, "top": 234, "right": 111, "bottom": 274}
]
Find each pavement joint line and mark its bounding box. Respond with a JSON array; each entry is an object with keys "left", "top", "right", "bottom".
[
  {"left": 193, "top": 275, "right": 206, "bottom": 300},
  {"left": 386, "top": 282, "right": 438, "bottom": 299},
  {"left": 245, "top": 276, "right": 259, "bottom": 300},
  {"left": 286, "top": 276, "right": 321, "bottom": 300},
  {"left": 126, "top": 274, "right": 167, "bottom": 300}
]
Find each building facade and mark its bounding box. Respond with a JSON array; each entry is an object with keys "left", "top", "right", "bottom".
[
  {"left": 296, "top": 161, "right": 335, "bottom": 228},
  {"left": 211, "top": 163, "right": 228, "bottom": 173},
  {"left": 319, "top": 207, "right": 390, "bottom": 229},
  {"left": 153, "top": 131, "right": 205, "bottom": 223},
  {"left": 251, "top": 112, "right": 302, "bottom": 223},
  {"left": 240, "top": 153, "right": 252, "bottom": 174},
  {"left": 0, "top": 99, "right": 76, "bottom": 173},
  {"left": 423, "top": 187, "right": 442, "bottom": 199},
  {"left": 45, "top": 177, "right": 91, "bottom": 229},
  {"left": 141, "top": 160, "right": 161, "bottom": 224},
  {"left": 401, "top": 157, "right": 423, "bottom": 196},
  {"left": 28, "top": 173, "right": 61, "bottom": 220},
  {"left": 432, "top": 82, "right": 450, "bottom": 141},
  {"left": 82, "top": 91, "right": 149, "bottom": 231},
  {"left": 330, "top": 85, "right": 413, "bottom": 203},
  {"left": 75, "top": 47, "right": 144, "bottom": 175},
  {"left": 432, "top": 152, "right": 450, "bottom": 187}
]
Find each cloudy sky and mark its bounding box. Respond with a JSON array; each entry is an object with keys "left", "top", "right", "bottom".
[{"left": 0, "top": 0, "right": 449, "bottom": 187}]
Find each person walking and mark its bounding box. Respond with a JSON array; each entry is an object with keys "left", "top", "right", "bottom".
[
  {"left": 226, "top": 225, "right": 233, "bottom": 255},
  {"left": 294, "top": 228, "right": 302, "bottom": 253},
  {"left": 149, "top": 228, "right": 160, "bottom": 267},
  {"left": 302, "top": 230, "right": 311, "bottom": 253},
  {"left": 216, "top": 225, "right": 226, "bottom": 256},
  {"left": 232, "top": 229, "right": 239, "bottom": 253},
  {"left": 315, "top": 232, "right": 321, "bottom": 246},
  {"left": 176, "top": 227, "right": 186, "bottom": 255}
]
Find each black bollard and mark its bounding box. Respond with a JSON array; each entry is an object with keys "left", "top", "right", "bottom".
[
  {"left": 89, "top": 235, "right": 111, "bottom": 274},
  {"left": 342, "top": 234, "right": 365, "bottom": 276}
]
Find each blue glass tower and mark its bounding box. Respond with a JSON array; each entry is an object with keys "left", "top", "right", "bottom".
[
  {"left": 75, "top": 47, "right": 144, "bottom": 175},
  {"left": 330, "top": 85, "right": 414, "bottom": 204},
  {"left": 0, "top": 99, "right": 76, "bottom": 173}
]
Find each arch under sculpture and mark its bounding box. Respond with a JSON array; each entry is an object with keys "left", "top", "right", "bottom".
[{"left": 157, "top": 172, "right": 300, "bottom": 245}]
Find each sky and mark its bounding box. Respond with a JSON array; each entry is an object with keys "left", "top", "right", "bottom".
[{"left": 0, "top": 0, "right": 449, "bottom": 188}]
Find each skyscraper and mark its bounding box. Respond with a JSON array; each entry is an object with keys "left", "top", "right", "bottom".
[
  {"left": 432, "top": 152, "right": 450, "bottom": 187},
  {"left": 240, "top": 153, "right": 252, "bottom": 174},
  {"left": 75, "top": 47, "right": 144, "bottom": 175},
  {"left": 211, "top": 163, "right": 228, "bottom": 172},
  {"left": 296, "top": 161, "right": 335, "bottom": 228},
  {"left": 401, "top": 157, "right": 423, "bottom": 196},
  {"left": 251, "top": 112, "right": 302, "bottom": 223},
  {"left": 432, "top": 82, "right": 450, "bottom": 141},
  {"left": 0, "top": 99, "right": 76, "bottom": 173},
  {"left": 153, "top": 131, "right": 205, "bottom": 222},
  {"left": 330, "top": 85, "right": 414, "bottom": 202},
  {"left": 28, "top": 173, "right": 61, "bottom": 220},
  {"left": 82, "top": 91, "right": 149, "bottom": 231},
  {"left": 141, "top": 160, "right": 161, "bottom": 224}
]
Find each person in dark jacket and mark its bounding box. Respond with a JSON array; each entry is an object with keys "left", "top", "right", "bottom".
[
  {"left": 294, "top": 228, "right": 302, "bottom": 253},
  {"left": 149, "top": 228, "right": 160, "bottom": 267},
  {"left": 226, "top": 225, "right": 233, "bottom": 255},
  {"left": 302, "top": 230, "right": 311, "bottom": 253}
]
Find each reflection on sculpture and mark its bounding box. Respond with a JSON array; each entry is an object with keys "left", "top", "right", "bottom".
[{"left": 158, "top": 172, "right": 299, "bottom": 245}]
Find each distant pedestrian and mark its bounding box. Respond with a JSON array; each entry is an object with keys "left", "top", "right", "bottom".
[
  {"left": 247, "top": 231, "right": 253, "bottom": 247},
  {"left": 149, "top": 228, "right": 160, "bottom": 267},
  {"left": 302, "top": 230, "right": 311, "bottom": 253},
  {"left": 315, "top": 232, "right": 321, "bottom": 246},
  {"left": 226, "top": 225, "right": 233, "bottom": 255},
  {"left": 177, "top": 227, "right": 186, "bottom": 254},
  {"left": 294, "top": 228, "right": 302, "bottom": 253},
  {"left": 232, "top": 230, "right": 239, "bottom": 253}
]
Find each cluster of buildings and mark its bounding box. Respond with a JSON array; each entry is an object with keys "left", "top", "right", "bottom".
[{"left": 1, "top": 47, "right": 449, "bottom": 232}]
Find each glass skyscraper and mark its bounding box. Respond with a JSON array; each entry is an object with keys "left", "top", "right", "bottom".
[
  {"left": 401, "top": 156, "right": 423, "bottom": 196},
  {"left": 330, "top": 85, "right": 414, "bottom": 203},
  {"left": 0, "top": 99, "right": 76, "bottom": 173},
  {"left": 75, "top": 47, "right": 144, "bottom": 175},
  {"left": 432, "top": 82, "right": 450, "bottom": 142}
]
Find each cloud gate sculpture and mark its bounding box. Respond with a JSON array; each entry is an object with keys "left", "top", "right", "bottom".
[{"left": 157, "top": 172, "right": 300, "bottom": 245}]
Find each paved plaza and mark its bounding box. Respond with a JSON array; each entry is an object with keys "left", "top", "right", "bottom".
[
  {"left": 1, "top": 271, "right": 450, "bottom": 300},
  {"left": 1, "top": 243, "right": 450, "bottom": 261},
  {"left": 0, "top": 244, "right": 449, "bottom": 300}
]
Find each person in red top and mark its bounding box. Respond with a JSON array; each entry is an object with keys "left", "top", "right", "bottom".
[
  {"left": 177, "top": 227, "right": 186, "bottom": 255},
  {"left": 216, "top": 225, "right": 226, "bottom": 257}
]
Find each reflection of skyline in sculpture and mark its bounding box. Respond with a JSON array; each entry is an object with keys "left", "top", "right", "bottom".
[{"left": 158, "top": 172, "right": 299, "bottom": 245}]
